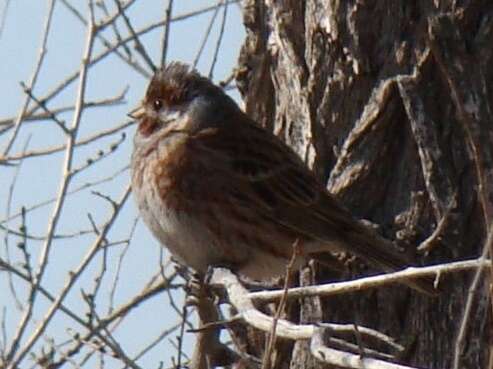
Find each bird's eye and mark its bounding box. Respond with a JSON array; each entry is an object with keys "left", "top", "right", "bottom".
[{"left": 153, "top": 99, "right": 163, "bottom": 111}]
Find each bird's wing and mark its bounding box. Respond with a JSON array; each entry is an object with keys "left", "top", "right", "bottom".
[{"left": 189, "top": 117, "right": 437, "bottom": 294}]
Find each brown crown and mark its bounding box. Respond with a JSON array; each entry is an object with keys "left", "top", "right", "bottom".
[{"left": 145, "top": 62, "right": 216, "bottom": 107}]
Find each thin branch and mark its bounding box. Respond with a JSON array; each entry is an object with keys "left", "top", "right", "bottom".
[
  {"left": 96, "top": 0, "right": 133, "bottom": 59},
  {"left": 108, "top": 218, "right": 139, "bottom": 314},
  {"left": 2, "top": 0, "right": 58, "bottom": 361},
  {"left": 3, "top": 136, "right": 32, "bottom": 312},
  {"left": 0, "top": 165, "right": 128, "bottom": 225},
  {"left": 97, "top": 0, "right": 139, "bottom": 31},
  {"left": 0, "top": 90, "right": 128, "bottom": 128},
  {"left": 69, "top": 132, "right": 126, "bottom": 177},
  {"left": 113, "top": 0, "right": 156, "bottom": 72},
  {"left": 81, "top": 295, "right": 144, "bottom": 369},
  {"left": 210, "top": 268, "right": 414, "bottom": 369},
  {"left": 428, "top": 17, "right": 493, "bottom": 369},
  {"left": 188, "top": 282, "right": 239, "bottom": 369},
  {"left": 128, "top": 322, "right": 185, "bottom": 365},
  {"left": 1, "top": 120, "right": 133, "bottom": 163},
  {"left": 0, "top": 0, "right": 11, "bottom": 39},
  {"left": 2, "top": 0, "right": 56, "bottom": 156},
  {"left": 160, "top": 0, "right": 174, "bottom": 67},
  {"left": 208, "top": 0, "right": 228, "bottom": 79},
  {"left": 453, "top": 225, "right": 492, "bottom": 369},
  {"left": 175, "top": 290, "right": 189, "bottom": 369},
  {"left": 310, "top": 327, "right": 420, "bottom": 369},
  {"left": 60, "top": 0, "right": 149, "bottom": 77},
  {"left": 5, "top": 6, "right": 97, "bottom": 365},
  {"left": 8, "top": 185, "right": 131, "bottom": 368},
  {"left": 19, "top": 82, "right": 69, "bottom": 134},
  {"left": 262, "top": 242, "right": 299, "bottom": 369},
  {"left": 0, "top": 256, "right": 92, "bottom": 330},
  {"left": 248, "top": 258, "right": 488, "bottom": 302},
  {"left": 52, "top": 270, "right": 178, "bottom": 368},
  {"left": 193, "top": 1, "right": 221, "bottom": 68},
  {"left": 17, "top": 0, "right": 239, "bottom": 123},
  {"left": 417, "top": 196, "right": 456, "bottom": 253}
]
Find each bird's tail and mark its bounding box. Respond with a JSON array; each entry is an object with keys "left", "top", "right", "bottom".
[
  {"left": 335, "top": 226, "right": 439, "bottom": 296},
  {"left": 308, "top": 219, "right": 439, "bottom": 296}
]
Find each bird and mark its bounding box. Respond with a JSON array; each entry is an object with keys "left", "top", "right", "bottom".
[{"left": 130, "top": 62, "right": 436, "bottom": 295}]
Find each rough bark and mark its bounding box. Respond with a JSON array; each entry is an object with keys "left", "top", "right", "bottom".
[{"left": 236, "top": 1, "right": 493, "bottom": 368}]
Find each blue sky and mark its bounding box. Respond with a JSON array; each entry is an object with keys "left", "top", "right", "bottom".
[{"left": 0, "top": 1, "right": 245, "bottom": 367}]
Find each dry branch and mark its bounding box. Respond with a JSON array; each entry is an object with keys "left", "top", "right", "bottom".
[
  {"left": 248, "top": 258, "right": 489, "bottom": 302},
  {"left": 209, "top": 268, "right": 421, "bottom": 369}
]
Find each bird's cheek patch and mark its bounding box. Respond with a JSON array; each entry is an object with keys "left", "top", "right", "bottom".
[{"left": 138, "top": 117, "right": 159, "bottom": 137}]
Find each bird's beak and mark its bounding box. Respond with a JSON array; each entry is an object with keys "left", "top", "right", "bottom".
[{"left": 128, "top": 104, "right": 145, "bottom": 120}]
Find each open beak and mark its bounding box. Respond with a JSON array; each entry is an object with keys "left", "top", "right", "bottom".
[{"left": 128, "top": 104, "right": 145, "bottom": 120}]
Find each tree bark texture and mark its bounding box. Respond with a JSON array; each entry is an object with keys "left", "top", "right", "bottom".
[{"left": 236, "top": 1, "right": 493, "bottom": 368}]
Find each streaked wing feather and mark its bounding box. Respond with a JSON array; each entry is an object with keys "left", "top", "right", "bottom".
[{"left": 191, "top": 118, "right": 437, "bottom": 294}]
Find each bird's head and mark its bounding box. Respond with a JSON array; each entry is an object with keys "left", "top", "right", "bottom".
[{"left": 130, "top": 62, "right": 239, "bottom": 146}]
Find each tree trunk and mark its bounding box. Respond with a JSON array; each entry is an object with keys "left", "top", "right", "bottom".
[{"left": 236, "top": 1, "right": 493, "bottom": 368}]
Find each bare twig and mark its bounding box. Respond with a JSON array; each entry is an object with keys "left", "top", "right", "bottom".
[
  {"left": 311, "top": 327, "right": 420, "bottom": 369},
  {"left": 18, "top": 1, "right": 239, "bottom": 124},
  {"left": 0, "top": 0, "right": 11, "bottom": 39},
  {"left": 96, "top": 0, "right": 132, "bottom": 59},
  {"left": 52, "top": 270, "right": 179, "bottom": 368},
  {"left": 6, "top": 7, "right": 98, "bottom": 365},
  {"left": 428, "top": 16, "right": 493, "bottom": 369},
  {"left": 8, "top": 184, "right": 131, "bottom": 369},
  {"left": 3, "top": 136, "right": 31, "bottom": 312},
  {"left": 1, "top": 2, "right": 244, "bottom": 368},
  {"left": 19, "top": 82, "right": 69, "bottom": 134},
  {"left": 262, "top": 241, "right": 299, "bottom": 369},
  {"left": 0, "top": 90, "right": 128, "bottom": 128},
  {"left": 193, "top": 1, "right": 221, "bottom": 68},
  {"left": 160, "top": 0, "right": 174, "bottom": 67},
  {"left": 417, "top": 196, "right": 456, "bottom": 253},
  {"left": 208, "top": 0, "right": 229, "bottom": 79},
  {"left": 453, "top": 225, "right": 492, "bottom": 369},
  {"left": 81, "top": 294, "right": 144, "bottom": 369},
  {"left": 210, "top": 268, "right": 416, "bottom": 369},
  {"left": 2, "top": 0, "right": 56, "bottom": 156},
  {"left": 189, "top": 281, "right": 240, "bottom": 369},
  {"left": 130, "top": 321, "right": 184, "bottom": 364},
  {"left": 175, "top": 292, "right": 188, "bottom": 369},
  {"left": 0, "top": 162, "right": 127, "bottom": 243},
  {"left": 70, "top": 133, "right": 126, "bottom": 177},
  {"left": 1, "top": 120, "right": 133, "bottom": 163},
  {"left": 108, "top": 218, "right": 139, "bottom": 314},
  {"left": 113, "top": 0, "right": 156, "bottom": 72},
  {"left": 60, "top": 0, "right": 149, "bottom": 77},
  {"left": 248, "top": 258, "right": 488, "bottom": 302}
]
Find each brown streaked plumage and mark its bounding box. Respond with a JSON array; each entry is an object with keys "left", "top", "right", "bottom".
[{"left": 130, "top": 62, "right": 437, "bottom": 295}]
